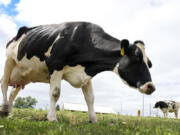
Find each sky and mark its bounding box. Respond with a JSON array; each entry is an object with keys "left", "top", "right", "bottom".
[{"left": 0, "top": 0, "right": 180, "bottom": 117}]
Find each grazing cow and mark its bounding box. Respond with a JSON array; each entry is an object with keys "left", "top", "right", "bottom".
[
  {"left": 154, "top": 100, "right": 180, "bottom": 118},
  {"left": 0, "top": 22, "right": 155, "bottom": 122}
]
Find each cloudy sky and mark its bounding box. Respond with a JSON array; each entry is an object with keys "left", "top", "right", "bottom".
[{"left": 0, "top": 0, "right": 180, "bottom": 117}]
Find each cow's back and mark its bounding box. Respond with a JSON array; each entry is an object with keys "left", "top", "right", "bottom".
[{"left": 17, "top": 23, "right": 67, "bottom": 61}]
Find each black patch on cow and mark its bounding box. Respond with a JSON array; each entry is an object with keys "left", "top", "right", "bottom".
[
  {"left": 154, "top": 101, "right": 168, "bottom": 109},
  {"left": 15, "top": 22, "right": 121, "bottom": 76},
  {"left": 6, "top": 26, "right": 37, "bottom": 48}
]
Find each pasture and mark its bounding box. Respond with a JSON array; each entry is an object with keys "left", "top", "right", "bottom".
[{"left": 0, "top": 109, "right": 180, "bottom": 135}]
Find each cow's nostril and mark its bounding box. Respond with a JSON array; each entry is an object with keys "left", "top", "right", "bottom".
[
  {"left": 147, "top": 84, "right": 155, "bottom": 91},
  {"left": 148, "top": 85, "right": 153, "bottom": 89}
]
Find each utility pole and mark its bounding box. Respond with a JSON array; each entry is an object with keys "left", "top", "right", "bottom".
[
  {"left": 120, "top": 103, "right": 122, "bottom": 114},
  {"left": 149, "top": 103, "right": 151, "bottom": 117},
  {"left": 142, "top": 94, "right": 144, "bottom": 117}
]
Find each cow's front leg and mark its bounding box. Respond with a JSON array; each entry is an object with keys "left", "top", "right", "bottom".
[
  {"left": 47, "top": 71, "right": 62, "bottom": 121},
  {"left": 82, "top": 81, "right": 97, "bottom": 123},
  {"left": 163, "top": 111, "right": 168, "bottom": 118},
  {"left": 0, "top": 58, "right": 15, "bottom": 116},
  {"left": 174, "top": 110, "right": 178, "bottom": 118}
]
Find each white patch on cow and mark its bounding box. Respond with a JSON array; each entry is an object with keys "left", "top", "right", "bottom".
[
  {"left": 45, "top": 34, "right": 60, "bottom": 57},
  {"left": 63, "top": 65, "right": 91, "bottom": 88},
  {"left": 6, "top": 34, "right": 26, "bottom": 58},
  {"left": 6, "top": 36, "right": 50, "bottom": 86},
  {"left": 136, "top": 43, "right": 148, "bottom": 67},
  {"left": 165, "top": 101, "right": 180, "bottom": 111},
  {"left": 9, "top": 55, "right": 50, "bottom": 85}
]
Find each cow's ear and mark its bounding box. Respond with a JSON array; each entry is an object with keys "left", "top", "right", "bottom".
[
  {"left": 134, "top": 40, "right": 144, "bottom": 46},
  {"left": 121, "top": 39, "right": 129, "bottom": 56},
  {"left": 147, "top": 57, "right": 152, "bottom": 68}
]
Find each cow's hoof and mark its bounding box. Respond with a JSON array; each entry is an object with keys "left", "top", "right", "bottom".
[
  {"left": 0, "top": 104, "right": 9, "bottom": 117},
  {"left": 0, "top": 111, "right": 9, "bottom": 117},
  {"left": 48, "top": 118, "right": 58, "bottom": 122},
  {"left": 89, "top": 119, "right": 97, "bottom": 123},
  {"left": 88, "top": 115, "right": 97, "bottom": 123},
  {"left": 47, "top": 115, "right": 58, "bottom": 122},
  {"left": 89, "top": 120, "right": 97, "bottom": 123}
]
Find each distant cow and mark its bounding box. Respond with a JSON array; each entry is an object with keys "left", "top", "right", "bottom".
[
  {"left": 154, "top": 100, "right": 180, "bottom": 118},
  {"left": 0, "top": 22, "right": 155, "bottom": 122}
]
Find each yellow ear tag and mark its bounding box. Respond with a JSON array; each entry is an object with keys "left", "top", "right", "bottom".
[{"left": 121, "top": 47, "right": 125, "bottom": 56}]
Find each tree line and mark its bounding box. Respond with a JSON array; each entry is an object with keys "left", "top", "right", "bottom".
[{"left": 14, "top": 96, "right": 60, "bottom": 110}]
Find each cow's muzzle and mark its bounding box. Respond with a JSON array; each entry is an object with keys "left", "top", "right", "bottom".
[{"left": 139, "top": 82, "right": 155, "bottom": 95}]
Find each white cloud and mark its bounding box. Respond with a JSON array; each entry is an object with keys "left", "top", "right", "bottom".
[
  {"left": 0, "top": 14, "right": 17, "bottom": 46},
  {"left": 14, "top": 0, "right": 170, "bottom": 26},
  {"left": 0, "top": 0, "right": 11, "bottom": 6},
  {"left": 15, "top": 0, "right": 114, "bottom": 26}
]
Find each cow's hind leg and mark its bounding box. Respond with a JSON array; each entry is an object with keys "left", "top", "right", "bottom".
[
  {"left": 8, "top": 87, "right": 21, "bottom": 113},
  {"left": 47, "top": 71, "right": 62, "bottom": 121},
  {"left": 82, "top": 81, "right": 97, "bottom": 123},
  {"left": 0, "top": 58, "right": 15, "bottom": 116}
]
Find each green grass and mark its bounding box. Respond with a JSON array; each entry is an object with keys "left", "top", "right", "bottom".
[{"left": 0, "top": 109, "right": 180, "bottom": 135}]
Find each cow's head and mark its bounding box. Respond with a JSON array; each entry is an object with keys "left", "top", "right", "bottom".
[
  {"left": 153, "top": 101, "right": 168, "bottom": 109},
  {"left": 115, "top": 39, "right": 155, "bottom": 95},
  {"left": 153, "top": 102, "right": 161, "bottom": 108}
]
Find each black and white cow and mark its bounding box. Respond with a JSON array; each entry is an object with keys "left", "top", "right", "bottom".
[
  {"left": 154, "top": 100, "right": 180, "bottom": 118},
  {"left": 0, "top": 22, "right": 155, "bottom": 122}
]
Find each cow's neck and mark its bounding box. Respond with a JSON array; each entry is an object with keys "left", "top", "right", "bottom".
[{"left": 84, "top": 50, "right": 121, "bottom": 77}]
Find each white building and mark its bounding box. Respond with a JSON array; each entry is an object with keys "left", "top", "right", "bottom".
[{"left": 62, "top": 103, "right": 117, "bottom": 114}]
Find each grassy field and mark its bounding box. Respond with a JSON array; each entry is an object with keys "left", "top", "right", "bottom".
[{"left": 0, "top": 109, "right": 180, "bottom": 135}]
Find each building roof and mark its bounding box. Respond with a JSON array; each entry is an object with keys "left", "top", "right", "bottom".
[{"left": 62, "top": 102, "right": 117, "bottom": 114}]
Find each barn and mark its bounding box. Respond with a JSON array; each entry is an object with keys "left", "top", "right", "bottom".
[{"left": 62, "top": 103, "right": 117, "bottom": 114}]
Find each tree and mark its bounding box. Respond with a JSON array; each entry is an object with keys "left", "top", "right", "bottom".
[
  {"left": 14, "top": 96, "right": 38, "bottom": 109},
  {"left": 56, "top": 104, "right": 60, "bottom": 111}
]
